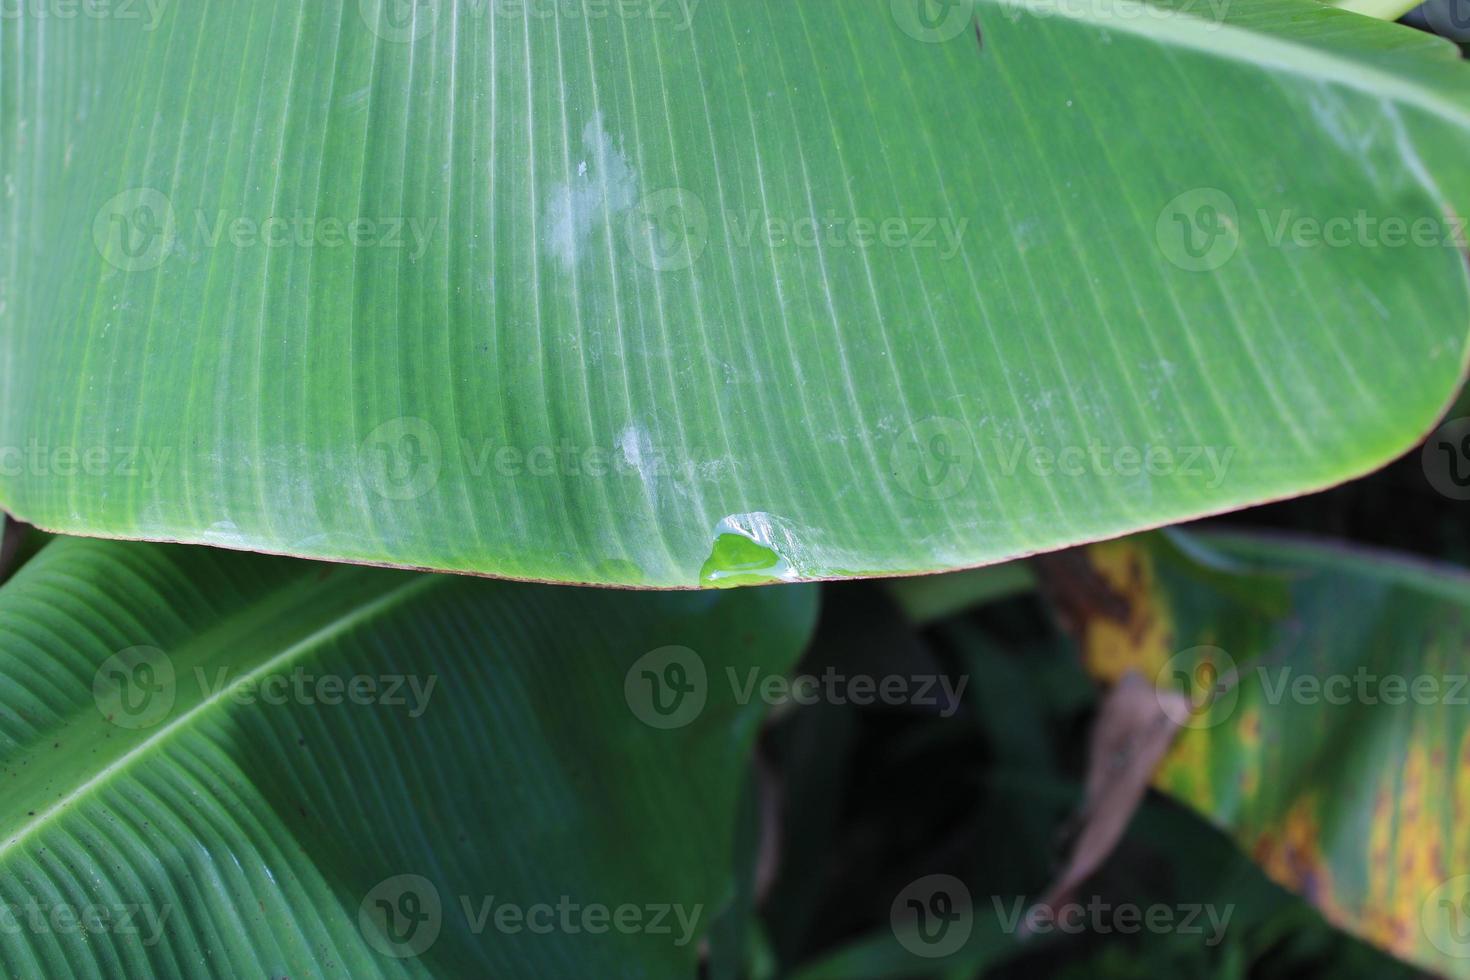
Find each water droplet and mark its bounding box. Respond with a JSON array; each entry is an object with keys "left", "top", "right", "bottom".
[{"left": 698, "top": 513, "right": 796, "bottom": 588}]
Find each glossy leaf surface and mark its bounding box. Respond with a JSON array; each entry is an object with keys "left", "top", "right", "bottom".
[
  {"left": 4, "top": 1, "right": 1470, "bottom": 584},
  {"left": 0, "top": 537, "right": 817, "bottom": 976}
]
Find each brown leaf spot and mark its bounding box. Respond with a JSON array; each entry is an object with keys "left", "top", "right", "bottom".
[{"left": 1038, "top": 540, "right": 1175, "bottom": 684}]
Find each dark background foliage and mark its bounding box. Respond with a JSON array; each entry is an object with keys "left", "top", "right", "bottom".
[{"left": 737, "top": 272, "right": 1470, "bottom": 978}]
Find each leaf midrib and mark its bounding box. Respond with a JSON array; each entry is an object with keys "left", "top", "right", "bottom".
[
  {"left": 990, "top": 0, "right": 1470, "bottom": 129},
  {"left": 0, "top": 571, "right": 444, "bottom": 862}
]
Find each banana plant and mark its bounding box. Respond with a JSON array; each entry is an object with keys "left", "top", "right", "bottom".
[
  {"left": 0, "top": 534, "right": 817, "bottom": 976},
  {"left": 3, "top": 0, "right": 1470, "bottom": 977},
  {"left": 1054, "top": 531, "right": 1470, "bottom": 977},
  {"left": 4, "top": 0, "right": 1470, "bottom": 586}
]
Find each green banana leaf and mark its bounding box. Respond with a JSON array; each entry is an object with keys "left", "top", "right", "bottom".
[
  {"left": 5, "top": 0, "right": 1470, "bottom": 586},
  {"left": 1059, "top": 529, "right": 1470, "bottom": 977},
  {"left": 0, "top": 536, "right": 817, "bottom": 977}
]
